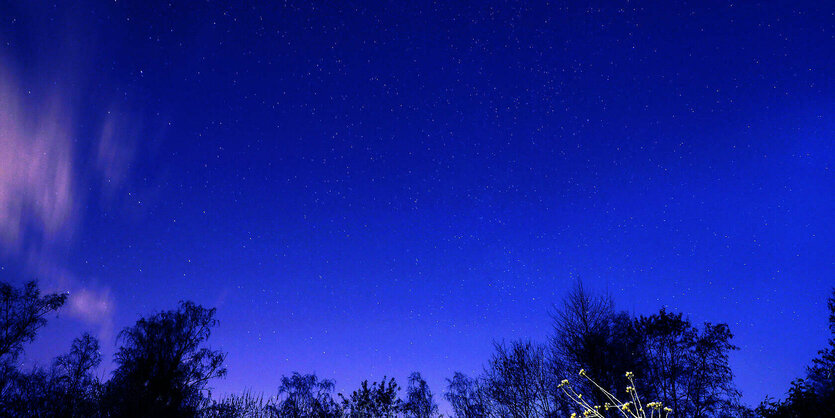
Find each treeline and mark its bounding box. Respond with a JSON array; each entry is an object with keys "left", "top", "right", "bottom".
[{"left": 0, "top": 280, "right": 832, "bottom": 417}]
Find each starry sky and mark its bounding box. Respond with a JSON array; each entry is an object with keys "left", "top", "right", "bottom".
[{"left": 0, "top": 0, "right": 832, "bottom": 409}]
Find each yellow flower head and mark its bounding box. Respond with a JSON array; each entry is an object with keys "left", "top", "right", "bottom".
[{"left": 579, "top": 368, "right": 586, "bottom": 376}]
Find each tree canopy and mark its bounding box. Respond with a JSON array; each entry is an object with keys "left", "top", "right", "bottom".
[
  {"left": 0, "top": 279, "right": 832, "bottom": 418},
  {"left": 104, "top": 301, "right": 226, "bottom": 417}
]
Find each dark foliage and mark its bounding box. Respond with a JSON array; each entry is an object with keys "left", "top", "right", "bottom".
[
  {"left": 0, "top": 280, "right": 68, "bottom": 414},
  {"left": 444, "top": 372, "right": 492, "bottom": 418},
  {"left": 340, "top": 377, "right": 403, "bottom": 417},
  {"left": 483, "top": 340, "right": 558, "bottom": 418},
  {"left": 549, "top": 281, "right": 644, "bottom": 410},
  {"left": 103, "top": 301, "right": 226, "bottom": 417},
  {"left": 6, "top": 279, "right": 835, "bottom": 418},
  {"left": 274, "top": 372, "right": 341, "bottom": 417},
  {"left": 635, "top": 308, "right": 741, "bottom": 417},
  {"left": 447, "top": 283, "right": 744, "bottom": 418},
  {"left": 0, "top": 281, "right": 67, "bottom": 388},
  {"left": 201, "top": 390, "right": 277, "bottom": 418},
  {"left": 1, "top": 333, "right": 102, "bottom": 417},
  {"left": 52, "top": 333, "right": 103, "bottom": 416},
  {"left": 403, "top": 372, "right": 438, "bottom": 418},
  {"left": 756, "top": 289, "right": 835, "bottom": 417}
]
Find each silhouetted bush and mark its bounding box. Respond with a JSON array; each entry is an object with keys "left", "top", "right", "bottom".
[{"left": 201, "top": 390, "right": 278, "bottom": 418}]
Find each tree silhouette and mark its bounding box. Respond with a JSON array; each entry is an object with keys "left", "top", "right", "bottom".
[
  {"left": 104, "top": 301, "right": 226, "bottom": 417},
  {"left": 483, "top": 340, "right": 558, "bottom": 418},
  {"left": 636, "top": 308, "right": 740, "bottom": 418},
  {"left": 0, "top": 364, "right": 59, "bottom": 416},
  {"left": 0, "top": 281, "right": 66, "bottom": 363},
  {"left": 274, "top": 372, "right": 341, "bottom": 417},
  {"left": 757, "top": 288, "right": 835, "bottom": 417},
  {"left": 549, "top": 281, "right": 643, "bottom": 409},
  {"left": 807, "top": 288, "right": 835, "bottom": 406},
  {"left": 0, "top": 280, "right": 66, "bottom": 408},
  {"left": 446, "top": 283, "right": 746, "bottom": 418},
  {"left": 0, "top": 333, "right": 102, "bottom": 417},
  {"left": 0, "top": 279, "right": 803, "bottom": 418},
  {"left": 403, "top": 372, "right": 438, "bottom": 418},
  {"left": 53, "top": 333, "right": 103, "bottom": 416},
  {"left": 445, "top": 372, "right": 492, "bottom": 418},
  {"left": 340, "top": 377, "right": 403, "bottom": 417}
]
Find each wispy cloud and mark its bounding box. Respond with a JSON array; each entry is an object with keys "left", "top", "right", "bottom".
[
  {"left": 97, "top": 110, "right": 137, "bottom": 198},
  {"left": 0, "top": 63, "right": 133, "bottom": 337},
  {"left": 28, "top": 257, "right": 116, "bottom": 341},
  {"left": 68, "top": 285, "right": 115, "bottom": 340},
  {"left": 0, "top": 69, "right": 76, "bottom": 255}
]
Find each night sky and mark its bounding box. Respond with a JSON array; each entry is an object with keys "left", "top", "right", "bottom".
[{"left": 0, "top": 0, "right": 832, "bottom": 409}]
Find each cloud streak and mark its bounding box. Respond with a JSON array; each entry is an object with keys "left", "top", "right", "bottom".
[
  {"left": 0, "top": 63, "right": 133, "bottom": 335},
  {"left": 97, "top": 110, "right": 137, "bottom": 198},
  {"left": 0, "top": 69, "right": 76, "bottom": 255}
]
